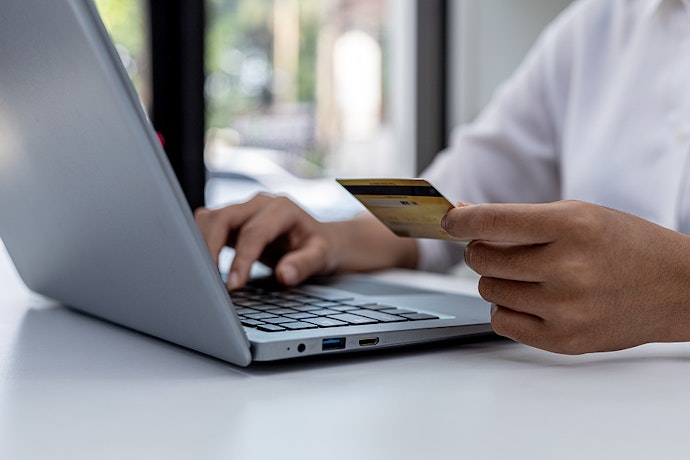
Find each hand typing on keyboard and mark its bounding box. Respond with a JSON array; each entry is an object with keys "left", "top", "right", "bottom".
[{"left": 195, "top": 193, "right": 418, "bottom": 290}]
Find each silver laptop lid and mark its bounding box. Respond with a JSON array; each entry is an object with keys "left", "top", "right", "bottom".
[{"left": 0, "top": 0, "right": 252, "bottom": 365}]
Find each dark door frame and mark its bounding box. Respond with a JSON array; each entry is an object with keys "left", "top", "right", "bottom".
[{"left": 149, "top": 0, "right": 206, "bottom": 210}]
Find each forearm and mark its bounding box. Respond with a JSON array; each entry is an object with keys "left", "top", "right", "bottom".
[{"left": 324, "top": 212, "right": 418, "bottom": 273}]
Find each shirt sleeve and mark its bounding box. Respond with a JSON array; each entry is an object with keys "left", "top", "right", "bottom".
[{"left": 415, "top": 0, "right": 587, "bottom": 273}]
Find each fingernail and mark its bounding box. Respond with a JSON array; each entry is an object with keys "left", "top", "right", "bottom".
[
  {"left": 227, "top": 271, "right": 241, "bottom": 290},
  {"left": 440, "top": 215, "right": 447, "bottom": 230},
  {"left": 463, "top": 244, "right": 471, "bottom": 267},
  {"left": 279, "top": 264, "right": 298, "bottom": 286},
  {"left": 490, "top": 303, "right": 498, "bottom": 317}
]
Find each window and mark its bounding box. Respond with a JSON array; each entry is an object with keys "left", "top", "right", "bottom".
[
  {"left": 94, "top": 0, "right": 151, "bottom": 111},
  {"left": 95, "top": 0, "right": 421, "bottom": 213},
  {"left": 204, "top": 0, "right": 415, "bottom": 183}
]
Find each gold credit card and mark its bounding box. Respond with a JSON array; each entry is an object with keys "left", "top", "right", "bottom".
[{"left": 337, "top": 178, "right": 468, "bottom": 241}]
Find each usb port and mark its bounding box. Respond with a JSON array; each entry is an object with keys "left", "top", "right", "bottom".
[
  {"left": 358, "top": 337, "right": 379, "bottom": 347},
  {"left": 322, "top": 337, "right": 346, "bottom": 351}
]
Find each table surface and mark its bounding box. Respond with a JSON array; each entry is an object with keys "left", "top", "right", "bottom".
[{"left": 1, "top": 241, "right": 689, "bottom": 460}]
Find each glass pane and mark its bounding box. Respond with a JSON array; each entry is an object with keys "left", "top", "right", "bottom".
[
  {"left": 94, "top": 0, "right": 151, "bottom": 111},
  {"left": 205, "top": 0, "right": 398, "bottom": 183}
]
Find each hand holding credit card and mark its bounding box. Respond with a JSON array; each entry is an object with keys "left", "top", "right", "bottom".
[{"left": 337, "top": 178, "right": 470, "bottom": 241}]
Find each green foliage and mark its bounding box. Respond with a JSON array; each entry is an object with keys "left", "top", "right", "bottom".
[
  {"left": 205, "top": 0, "right": 323, "bottom": 129},
  {"left": 93, "top": 0, "right": 145, "bottom": 56}
]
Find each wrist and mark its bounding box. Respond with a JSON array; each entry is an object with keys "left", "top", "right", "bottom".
[{"left": 324, "top": 214, "right": 418, "bottom": 273}]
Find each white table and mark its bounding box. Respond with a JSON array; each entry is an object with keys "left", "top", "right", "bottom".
[{"left": 1, "top": 241, "right": 689, "bottom": 460}]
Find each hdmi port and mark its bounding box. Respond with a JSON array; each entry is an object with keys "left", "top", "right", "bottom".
[{"left": 358, "top": 337, "right": 379, "bottom": 347}]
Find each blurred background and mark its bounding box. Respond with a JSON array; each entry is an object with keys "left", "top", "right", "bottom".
[{"left": 94, "top": 0, "right": 572, "bottom": 219}]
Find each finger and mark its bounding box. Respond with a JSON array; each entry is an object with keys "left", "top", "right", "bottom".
[
  {"left": 195, "top": 194, "right": 275, "bottom": 265},
  {"left": 492, "top": 305, "right": 595, "bottom": 354},
  {"left": 229, "top": 197, "right": 312, "bottom": 288},
  {"left": 490, "top": 305, "right": 546, "bottom": 347},
  {"left": 275, "top": 239, "right": 332, "bottom": 286},
  {"left": 443, "top": 202, "right": 567, "bottom": 244},
  {"left": 464, "top": 240, "right": 552, "bottom": 282},
  {"left": 478, "top": 276, "right": 551, "bottom": 317}
]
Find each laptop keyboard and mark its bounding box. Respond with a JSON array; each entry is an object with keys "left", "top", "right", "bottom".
[{"left": 230, "top": 284, "right": 440, "bottom": 332}]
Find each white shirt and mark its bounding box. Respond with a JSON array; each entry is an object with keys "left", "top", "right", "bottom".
[{"left": 417, "top": 0, "right": 690, "bottom": 273}]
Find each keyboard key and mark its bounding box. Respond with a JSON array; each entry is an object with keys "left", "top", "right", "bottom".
[
  {"left": 400, "top": 313, "right": 439, "bottom": 321},
  {"left": 265, "top": 308, "right": 298, "bottom": 315},
  {"left": 271, "top": 300, "right": 304, "bottom": 308},
  {"left": 350, "top": 309, "right": 407, "bottom": 323},
  {"left": 328, "top": 313, "right": 377, "bottom": 325},
  {"left": 244, "top": 312, "right": 279, "bottom": 320},
  {"left": 305, "top": 317, "right": 348, "bottom": 327},
  {"left": 263, "top": 317, "right": 298, "bottom": 324},
  {"left": 256, "top": 324, "right": 286, "bottom": 332},
  {"left": 233, "top": 299, "right": 264, "bottom": 307},
  {"left": 246, "top": 293, "right": 273, "bottom": 302},
  {"left": 291, "top": 305, "right": 322, "bottom": 312},
  {"left": 284, "top": 312, "right": 317, "bottom": 320},
  {"left": 283, "top": 294, "right": 317, "bottom": 302},
  {"left": 330, "top": 305, "right": 358, "bottom": 312},
  {"left": 250, "top": 294, "right": 280, "bottom": 303},
  {"left": 361, "top": 304, "right": 395, "bottom": 311},
  {"left": 340, "top": 300, "right": 378, "bottom": 308},
  {"left": 293, "top": 289, "right": 353, "bottom": 301},
  {"left": 308, "top": 301, "right": 342, "bottom": 308},
  {"left": 380, "top": 308, "right": 414, "bottom": 315},
  {"left": 250, "top": 305, "right": 279, "bottom": 311},
  {"left": 311, "top": 309, "right": 341, "bottom": 316},
  {"left": 235, "top": 308, "right": 259, "bottom": 316},
  {"left": 240, "top": 319, "right": 264, "bottom": 327},
  {"left": 282, "top": 321, "right": 319, "bottom": 330}
]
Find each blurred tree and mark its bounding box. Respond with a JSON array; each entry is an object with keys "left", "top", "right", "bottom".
[{"left": 94, "top": 0, "right": 149, "bottom": 105}]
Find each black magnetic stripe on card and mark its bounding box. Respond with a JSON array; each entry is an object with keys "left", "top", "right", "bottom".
[{"left": 341, "top": 185, "right": 444, "bottom": 197}]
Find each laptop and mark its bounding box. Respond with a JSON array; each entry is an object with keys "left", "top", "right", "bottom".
[{"left": 0, "top": 0, "right": 492, "bottom": 366}]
